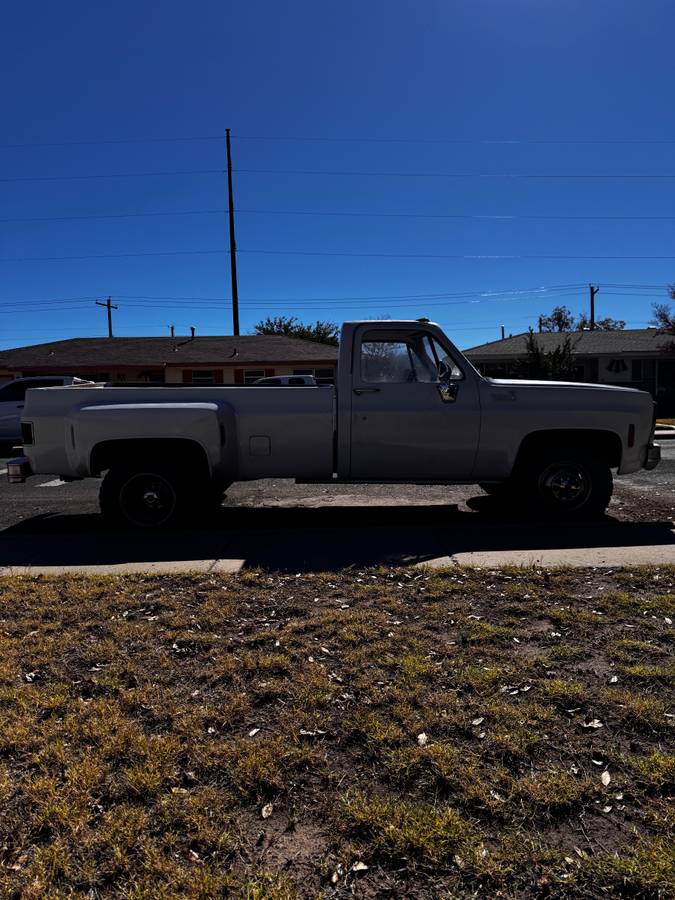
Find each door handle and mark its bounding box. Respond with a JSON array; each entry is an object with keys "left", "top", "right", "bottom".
[
  {"left": 437, "top": 382, "right": 458, "bottom": 403},
  {"left": 353, "top": 388, "right": 381, "bottom": 395}
]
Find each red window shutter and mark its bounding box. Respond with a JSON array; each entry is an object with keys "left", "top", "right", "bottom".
[
  {"left": 182, "top": 370, "right": 192, "bottom": 384},
  {"left": 213, "top": 370, "right": 223, "bottom": 384},
  {"left": 264, "top": 368, "right": 275, "bottom": 378},
  {"left": 234, "top": 369, "right": 244, "bottom": 385}
]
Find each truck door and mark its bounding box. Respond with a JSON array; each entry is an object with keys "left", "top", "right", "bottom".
[{"left": 348, "top": 325, "right": 481, "bottom": 480}]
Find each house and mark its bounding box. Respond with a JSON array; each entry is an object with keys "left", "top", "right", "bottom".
[
  {"left": 0, "top": 335, "right": 338, "bottom": 386},
  {"left": 464, "top": 328, "right": 675, "bottom": 414}
]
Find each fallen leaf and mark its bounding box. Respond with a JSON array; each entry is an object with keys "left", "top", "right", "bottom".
[
  {"left": 351, "top": 861, "right": 368, "bottom": 872},
  {"left": 261, "top": 803, "right": 273, "bottom": 819},
  {"left": 471, "top": 717, "right": 484, "bottom": 726},
  {"left": 248, "top": 727, "right": 260, "bottom": 737},
  {"left": 610, "top": 675, "right": 618, "bottom": 684},
  {"left": 417, "top": 732, "right": 428, "bottom": 747},
  {"left": 602, "top": 805, "right": 613, "bottom": 814},
  {"left": 582, "top": 719, "right": 604, "bottom": 729},
  {"left": 601, "top": 770, "right": 611, "bottom": 786}
]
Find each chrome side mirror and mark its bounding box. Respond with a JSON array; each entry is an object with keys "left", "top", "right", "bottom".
[{"left": 437, "top": 381, "right": 458, "bottom": 403}]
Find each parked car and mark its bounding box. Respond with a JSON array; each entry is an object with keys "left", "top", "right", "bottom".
[
  {"left": 0, "top": 376, "right": 93, "bottom": 443},
  {"left": 8, "top": 319, "right": 660, "bottom": 526},
  {"left": 252, "top": 375, "right": 317, "bottom": 386}
]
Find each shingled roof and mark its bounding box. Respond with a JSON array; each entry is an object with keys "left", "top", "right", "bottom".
[
  {"left": 464, "top": 328, "right": 675, "bottom": 359},
  {"left": 0, "top": 335, "right": 338, "bottom": 370}
]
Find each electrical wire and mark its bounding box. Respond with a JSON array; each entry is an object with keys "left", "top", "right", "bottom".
[
  {"left": 2, "top": 248, "right": 675, "bottom": 262},
  {"left": 235, "top": 168, "right": 675, "bottom": 179},
  {"left": 4, "top": 168, "right": 675, "bottom": 184},
  {"left": 4, "top": 207, "right": 675, "bottom": 224},
  {"left": 4, "top": 133, "right": 675, "bottom": 149}
]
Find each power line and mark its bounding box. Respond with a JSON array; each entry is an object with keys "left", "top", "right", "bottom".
[
  {"left": 4, "top": 132, "right": 675, "bottom": 149},
  {"left": 2, "top": 247, "right": 675, "bottom": 262},
  {"left": 4, "top": 207, "right": 675, "bottom": 224},
  {"left": 236, "top": 168, "right": 675, "bottom": 179},
  {"left": 0, "top": 283, "right": 587, "bottom": 304},
  {"left": 5, "top": 168, "right": 675, "bottom": 184},
  {"left": 0, "top": 292, "right": 587, "bottom": 313},
  {"left": 0, "top": 293, "right": 588, "bottom": 315},
  {"left": 242, "top": 249, "right": 675, "bottom": 261},
  {"left": 0, "top": 169, "right": 224, "bottom": 183}
]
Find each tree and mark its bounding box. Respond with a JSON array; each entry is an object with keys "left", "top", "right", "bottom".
[
  {"left": 650, "top": 289, "right": 675, "bottom": 333},
  {"left": 513, "top": 329, "right": 580, "bottom": 381},
  {"left": 538, "top": 305, "right": 625, "bottom": 332},
  {"left": 252, "top": 316, "right": 339, "bottom": 346},
  {"left": 538, "top": 306, "right": 575, "bottom": 332},
  {"left": 576, "top": 313, "right": 626, "bottom": 331}
]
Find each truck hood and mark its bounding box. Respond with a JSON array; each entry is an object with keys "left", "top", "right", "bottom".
[{"left": 486, "top": 378, "right": 642, "bottom": 394}]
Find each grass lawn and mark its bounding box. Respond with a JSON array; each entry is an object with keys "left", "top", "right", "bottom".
[{"left": 0, "top": 567, "right": 673, "bottom": 898}]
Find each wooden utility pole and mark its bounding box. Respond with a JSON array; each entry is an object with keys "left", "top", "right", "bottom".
[
  {"left": 226, "top": 128, "right": 240, "bottom": 336},
  {"left": 589, "top": 284, "right": 599, "bottom": 330},
  {"left": 95, "top": 297, "right": 117, "bottom": 338}
]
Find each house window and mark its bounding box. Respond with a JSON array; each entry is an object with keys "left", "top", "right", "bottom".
[
  {"left": 190, "top": 370, "right": 215, "bottom": 385},
  {"left": 243, "top": 369, "right": 266, "bottom": 385},
  {"left": 631, "top": 360, "right": 643, "bottom": 381},
  {"left": 293, "top": 367, "right": 335, "bottom": 385},
  {"left": 138, "top": 370, "right": 164, "bottom": 383}
]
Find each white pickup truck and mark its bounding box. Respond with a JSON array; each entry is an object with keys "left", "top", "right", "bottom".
[{"left": 8, "top": 320, "right": 660, "bottom": 527}]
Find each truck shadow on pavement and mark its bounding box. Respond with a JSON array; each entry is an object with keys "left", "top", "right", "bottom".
[{"left": 1, "top": 500, "right": 674, "bottom": 572}]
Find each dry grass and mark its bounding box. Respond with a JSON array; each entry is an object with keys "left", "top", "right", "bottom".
[{"left": 0, "top": 566, "right": 673, "bottom": 898}]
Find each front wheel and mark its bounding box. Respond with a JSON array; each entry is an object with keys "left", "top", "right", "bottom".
[{"left": 516, "top": 449, "right": 613, "bottom": 519}]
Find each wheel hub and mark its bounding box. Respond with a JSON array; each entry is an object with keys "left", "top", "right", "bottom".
[
  {"left": 120, "top": 473, "right": 177, "bottom": 526},
  {"left": 540, "top": 462, "right": 591, "bottom": 508}
]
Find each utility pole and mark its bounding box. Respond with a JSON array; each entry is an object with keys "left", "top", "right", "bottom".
[
  {"left": 225, "top": 128, "right": 240, "bottom": 336},
  {"left": 589, "top": 284, "right": 599, "bottom": 330},
  {"left": 95, "top": 297, "right": 117, "bottom": 338}
]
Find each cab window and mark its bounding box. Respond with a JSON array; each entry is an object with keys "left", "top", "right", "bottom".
[{"left": 360, "top": 330, "right": 463, "bottom": 383}]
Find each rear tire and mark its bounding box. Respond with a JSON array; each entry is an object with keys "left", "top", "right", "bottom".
[
  {"left": 515, "top": 448, "right": 613, "bottom": 519},
  {"left": 100, "top": 464, "right": 194, "bottom": 529}
]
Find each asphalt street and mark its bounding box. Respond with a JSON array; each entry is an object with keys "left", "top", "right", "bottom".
[{"left": 0, "top": 443, "right": 673, "bottom": 572}]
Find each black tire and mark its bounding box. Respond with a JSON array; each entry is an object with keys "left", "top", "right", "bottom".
[
  {"left": 100, "top": 464, "right": 196, "bottom": 529},
  {"left": 515, "top": 448, "right": 613, "bottom": 519}
]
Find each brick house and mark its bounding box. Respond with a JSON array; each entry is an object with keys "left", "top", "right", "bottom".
[
  {"left": 0, "top": 335, "right": 338, "bottom": 387},
  {"left": 464, "top": 328, "right": 675, "bottom": 414}
]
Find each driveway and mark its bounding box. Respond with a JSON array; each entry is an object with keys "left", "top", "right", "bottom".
[{"left": 1, "top": 444, "right": 673, "bottom": 573}]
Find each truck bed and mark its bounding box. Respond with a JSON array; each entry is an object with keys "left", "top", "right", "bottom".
[{"left": 22, "top": 384, "right": 336, "bottom": 481}]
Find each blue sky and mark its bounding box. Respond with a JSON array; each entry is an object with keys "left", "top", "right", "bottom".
[{"left": 1, "top": 0, "right": 674, "bottom": 350}]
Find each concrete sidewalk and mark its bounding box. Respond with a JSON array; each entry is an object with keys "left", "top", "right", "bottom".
[{"left": 2, "top": 527, "right": 673, "bottom": 575}]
